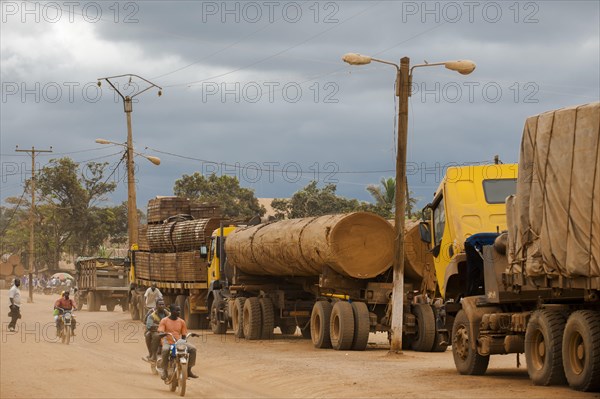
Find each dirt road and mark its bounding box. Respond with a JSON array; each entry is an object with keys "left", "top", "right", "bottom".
[{"left": 1, "top": 291, "right": 597, "bottom": 398}]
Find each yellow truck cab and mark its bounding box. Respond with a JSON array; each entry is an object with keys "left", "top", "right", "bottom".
[{"left": 421, "top": 163, "right": 518, "bottom": 305}]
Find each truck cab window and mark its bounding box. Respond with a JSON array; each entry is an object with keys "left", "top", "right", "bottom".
[{"left": 433, "top": 197, "right": 446, "bottom": 248}]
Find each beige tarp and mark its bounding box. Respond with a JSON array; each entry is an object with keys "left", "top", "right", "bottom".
[
  {"left": 225, "top": 212, "right": 395, "bottom": 279},
  {"left": 509, "top": 102, "right": 600, "bottom": 277}
]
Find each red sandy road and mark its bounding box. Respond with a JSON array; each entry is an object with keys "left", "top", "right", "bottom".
[{"left": 1, "top": 291, "right": 597, "bottom": 398}]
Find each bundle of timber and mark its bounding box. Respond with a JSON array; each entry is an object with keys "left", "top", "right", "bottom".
[
  {"left": 133, "top": 251, "right": 207, "bottom": 282},
  {"left": 508, "top": 102, "right": 600, "bottom": 278},
  {"left": 190, "top": 202, "right": 221, "bottom": 219},
  {"left": 147, "top": 196, "right": 191, "bottom": 224},
  {"left": 226, "top": 212, "right": 394, "bottom": 279},
  {"left": 146, "top": 218, "right": 220, "bottom": 252},
  {"left": 138, "top": 225, "right": 149, "bottom": 251}
]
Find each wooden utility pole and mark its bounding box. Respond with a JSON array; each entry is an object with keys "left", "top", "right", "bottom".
[
  {"left": 15, "top": 145, "right": 53, "bottom": 303},
  {"left": 389, "top": 57, "right": 410, "bottom": 352}
]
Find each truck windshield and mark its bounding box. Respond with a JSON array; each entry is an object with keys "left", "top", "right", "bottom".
[{"left": 482, "top": 179, "right": 517, "bottom": 204}]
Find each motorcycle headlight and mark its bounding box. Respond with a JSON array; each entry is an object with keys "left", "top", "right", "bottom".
[
  {"left": 176, "top": 344, "right": 186, "bottom": 352},
  {"left": 64, "top": 313, "right": 71, "bottom": 320}
]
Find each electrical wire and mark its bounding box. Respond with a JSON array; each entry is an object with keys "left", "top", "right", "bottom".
[{"left": 0, "top": 188, "right": 28, "bottom": 236}]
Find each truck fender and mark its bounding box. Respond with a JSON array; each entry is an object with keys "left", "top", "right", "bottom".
[
  {"left": 443, "top": 253, "right": 466, "bottom": 297},
  {"left": 459, "top": 296, "right": 501, "bottom": 351}
]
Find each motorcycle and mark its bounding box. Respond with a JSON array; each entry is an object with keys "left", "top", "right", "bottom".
[
  {"left": 56, "top": 307, "right": 75, "bottom": 345},
  {"left": 156, "top": 332, "right": 198, "bottom": 397}
]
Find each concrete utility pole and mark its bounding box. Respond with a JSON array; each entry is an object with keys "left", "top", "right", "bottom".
[
  {"left": 15, "top": 145, "right": 53, "bottom": 303},
  {"left": 96, "top": 74, "right": 162, "bottom": 249},
  {"left": 342, "top": 53, "right": 476, "bottom": 352}
]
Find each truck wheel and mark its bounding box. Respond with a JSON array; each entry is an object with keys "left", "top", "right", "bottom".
[
  {"left": 181, "top": 296, "right": 199, "bottom": 329},
  {"left": 94, "top": 292, "right": 102, "bottom": 312},
  {"left": 121, "top": 298, "right": 129, "bottom": 312},
  {"left": 243, "top": 297, "right": 262, "bottom": 340},
  {"left": 106, "top": 300, "right": 116, "bottom": 312},
  {"left": 87, "top": 291, "right": 96, "bottom": 312},
  {"left": 210, "top": 299, "right": 228, "bottom": 335},
  {"left": 330, "top": 301, "right": 355, "bottom": 351},
  {"left": 311, "top": 301, "right": 332, "bottom": 349},
  {"left": 130, "top": 292, "right": 140, "bottom": 320},
  {"left": 138, "top": 295, "right": 147, "bottom": 322},
  {"left": 259, "top": 298, "right": 274, "bottom": 340},
  {"left": 562, "top": 310, "right": 600, "bottom": 392},
  {"left": 232, "top": 298, "right": 246, "bottom": 339},
  {"left": 411, "top": 304, "right": 436, "bottom": 352},
  {"left": 351, "top": 302, "right": 370, "bottom": 351},
  {"left": 452, "top": 309, "right": 489, "bottom": 375},
  {"left": 525, "top": 310, "right": 567, "bottom": 386}
]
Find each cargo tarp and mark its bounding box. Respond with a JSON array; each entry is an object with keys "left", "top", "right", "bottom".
[{"left": 509, "top": 102, "right": 600, "bottom": 277}]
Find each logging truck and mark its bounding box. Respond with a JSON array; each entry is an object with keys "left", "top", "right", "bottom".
[
  {"left": 75, "top": 257, "right": 130, "bottom": 312},
  {"left": 421, "top": 102, "right": 600, "bottom": 392},
  {"left": 203, "top": 212, "right": 448, "bottom": 352}
]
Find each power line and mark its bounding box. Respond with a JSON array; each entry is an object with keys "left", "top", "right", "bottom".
[{"left": 0, "top": 188, "right": 28, "bottom": 236}]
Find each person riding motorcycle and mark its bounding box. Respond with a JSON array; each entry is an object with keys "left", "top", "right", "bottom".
[
  {"left": 54, "top": 291, "right": 77, "bottom": 336},
  {"left": 158, "top": 304, "right": 198, "bottom": 380},
  {"left": 144, "top": 298, "right": 170, "bottom": 362}
]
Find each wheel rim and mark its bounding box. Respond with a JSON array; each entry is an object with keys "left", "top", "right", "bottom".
[
  {"left": 531, "top": 329, "right": 546, "bottom": 370},
  {"left": 567, "top": 330, "right": 585, "bottom": 375},
  {"left": 453, "top": 325, "right": 469, "bottom": 360}
]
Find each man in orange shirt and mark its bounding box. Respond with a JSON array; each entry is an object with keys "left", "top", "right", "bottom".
[
  {"left": 54, "top": 291, "right": 77, "bottom": 336},
  {"left": 158, "top": 304, "right": 198, "bottom": 379}
]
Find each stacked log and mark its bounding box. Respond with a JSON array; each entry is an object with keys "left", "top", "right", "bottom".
[
  {"left": 147, "top": 218, "right": 220, "bottom": 252},
  {"left": 138, "top": 225, "right": 149, "bottom": 251},
  {"left": 147, "top": 197, "right": 191, "bottom": 224},
  {"left": 190, "top": 202, "right": 221, "bottom": 219},
  {"left": 133, "top": 251, "right": 207, "bottom": 282}
]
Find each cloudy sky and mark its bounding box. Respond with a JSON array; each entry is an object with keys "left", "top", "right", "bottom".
[{"left": 1, "top": 0, "right": 599, "bottom": 212}]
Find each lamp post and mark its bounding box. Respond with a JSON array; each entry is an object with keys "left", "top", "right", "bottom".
[
  {"left": 95, "top": 138, "right": 161, "bottom": 247},
  {"left": 97, "top": 74, "right": 162, "bottom": 249},
  {"left": 342, "top": 53, "right": 475, "bottom": 352}
]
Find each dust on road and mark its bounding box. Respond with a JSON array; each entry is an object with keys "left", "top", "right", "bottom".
[{"left": 1, "top": 291, "right": 596, "bottom": 398}]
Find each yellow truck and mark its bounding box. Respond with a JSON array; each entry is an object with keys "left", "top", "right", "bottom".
[
  {"left": 422, "top": 102, "right": 600, "bottom": 392},
  {"left": 203, "top": 213, "right": 448, "bottom": 352},
  {"left": 419, "top": 162, "right": 518, "bottom": 328}
]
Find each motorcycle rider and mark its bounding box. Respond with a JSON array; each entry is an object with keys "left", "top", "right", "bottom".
[
  {"left": 144, "top": 284, "right": 163, "bottom": 314},
  {"left": 158, "top": 304, "right": 198, "bottom": 380},
  {"left": 54, "top": 291, "right": 77, "bottom": 336},
  {"left": 144, "top": 298, "right": 170, "bottom": 361}
]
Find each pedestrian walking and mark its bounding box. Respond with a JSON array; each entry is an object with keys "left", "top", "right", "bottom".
[{"left": 8, "top": 278, "right": 22, "bottom": 332}]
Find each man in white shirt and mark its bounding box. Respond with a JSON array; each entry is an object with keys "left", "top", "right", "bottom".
[
  {"left": 144, "top": 284, "right": 163, "bottom": 311},
  {"left": 8, "top": 278, "right": 22, "bottom": 332}
]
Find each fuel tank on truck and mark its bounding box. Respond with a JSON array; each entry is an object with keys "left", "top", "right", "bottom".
[{"left": 225, "top": 212, "right": 395, "bottom": 279}]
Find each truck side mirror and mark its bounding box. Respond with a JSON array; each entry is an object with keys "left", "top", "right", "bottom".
[
  {"left": 419, "top": 222, "right": 431, "bottom": 244},
  {"left": 199, "top": 245, "right": 208, "bottom": 259}
]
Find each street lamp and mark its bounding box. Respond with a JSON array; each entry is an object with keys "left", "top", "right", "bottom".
[
  {"left": 342, "top": 52, "right": 475, "bottom": 353},
  {"left": 95, "top": 137, "right": 161, "bottom": 247},
  {"left": 96, "top": 74, "right": 162, "bottom": 249}
]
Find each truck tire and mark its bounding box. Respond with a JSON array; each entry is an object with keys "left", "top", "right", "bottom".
[
  {"left": 330, "top": 301, "right": 355, "bottom": 351},
  {"left": 94, "top": 292, "right": 102, "bottom": 312},
  {"left": 182, "top": 296, "right": 201, "bottom": 330},
  {"left": 351, "top": 302, "right": 370, "bottom": 351},
  {"left": 525, "top": 310, "right": 567, "bottom": 386},
  {"left": 311, "top": 301, "right": 332, "bottom": 349},
  {"left": 87, "top": 291, "right": 96, "bottom": 312},
  {"left": 232, "top": 298, "right": 246, "bottom": 339},
  {"left": 243, "top": 297, "right": 262, "bottom": 340},
  {"left": 562, "top": 310, "right": 600, "bottom": 392},
  {"left": 121, "top": 298, "right": 129, "bottom": 312},
  {"left": 452, "top": 309, "right": 489, "bottom": 375},
  {"left": 411, "top": 304, "right": 436, "bottom": 352},
  {"left": 130, "top": 292, "right": 140, "bottom": 320},
  {"left": 138, "top": 295, "right": 147, "bottom": 322},
  {"left": 210, "top": 299, "right": 228, "bottom": 335},
  {"left": 106, "top": 300, "right": 116, "bottom": 312},
  {"left": 259, "top": 298, "right": 274, "bottom": 340}
]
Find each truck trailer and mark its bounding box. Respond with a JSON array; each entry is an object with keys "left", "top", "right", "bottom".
[{"left": 204, "top": 212, "right": 448, "bottom": 352}]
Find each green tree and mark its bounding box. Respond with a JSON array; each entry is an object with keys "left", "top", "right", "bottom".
[
  {"left": 173, "top": 173, "right": 265, "bottom": 219},
  {"left": 272, "top": 181, "right": 380, "bottom": 219},
  {"left": 366, "top": 177, "right": 418, "bottom": 219}
]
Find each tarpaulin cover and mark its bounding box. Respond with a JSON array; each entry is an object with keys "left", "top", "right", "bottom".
[{"left": 509, "top": 102, "right": 600, "bottom": 277}]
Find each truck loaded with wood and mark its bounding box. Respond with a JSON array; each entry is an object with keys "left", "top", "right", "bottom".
[
  {"left": 420, "top": 102, "right": 600, "bottom": 392},
  {"left": 204, "top": 212, "right": 448, "bottom": 352},
  {"left": 128, "top": 196, "right": 448, "bottom": 352}
]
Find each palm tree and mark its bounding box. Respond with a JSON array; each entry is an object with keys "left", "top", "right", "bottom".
[{"left": 367, "top": 177, "right": 417, "bottom": 218}]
